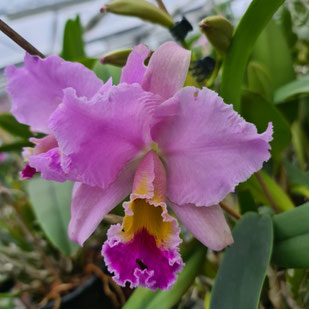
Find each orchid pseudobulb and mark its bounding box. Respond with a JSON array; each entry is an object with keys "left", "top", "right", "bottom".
[{"left": 5, "top": 41, "right": 273, "bottom": 290}]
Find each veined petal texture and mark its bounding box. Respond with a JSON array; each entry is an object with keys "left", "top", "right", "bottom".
[
  {"left": 169, "top": 201, "right": 233, "bottom": 251},
  {"left": 120, "top": 44, "right": 151, "bottom": 85},
  {"left": 142, "top": 42, "right": 191, "bottom": 100},
  {"left": 49, "top": 83, "right": 163, "bottom": 188},
  {"left": 152, "top": 86, "right": 273, "bottom": 207},
  {"left": 68, "top": 160, "right": 137, "bottom": 246},
  {"left": 5, "top": 54, "right": 102, "bottom": 133}
]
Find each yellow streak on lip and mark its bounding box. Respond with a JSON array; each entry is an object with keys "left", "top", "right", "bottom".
[{"left": 122, "top": 199, "right": 173, "bottom": 246}]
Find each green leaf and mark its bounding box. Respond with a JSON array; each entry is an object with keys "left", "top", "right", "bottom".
[
  {"left": 273, "top": 234, "right": 309, "bottom": 268},
  {"left": 0, "top": 297, "right": 14, "bottom": 309},
  {"left": 247, "top": 61, "right": 273, "bottom": 101},
  {"left": 251, "top": 18, "right": 295, "bottom": 91},
  {"left": 0, "top": 140, "right": 32, "bottom": 152},
  {"left": 291, "top": 122, "right": 308, "bottom": 169},
  {"left": 0, "top": 114, "right": 32, "bottom": 138},
  {"left": 220, "top": 0, "right": 285, "bottom": 111},
  {"left": 123, "top": 245, "right": 206, "bottom": 309},
  {"left": 78, "top": 58, "right": 97, "bottom": 69},
  {"left": 61, "top": 16, "right": 86, "bottom": 61},
  {"left": 122, "top": 288, "right": 159, "bottom": 309},
  {"left": 290, "top": 185, "right": 309, "bottom": 199},
  {"left": 273, "top": 203, "right": 309, "bottom": 268},
  {"left": 27, "top": 178, "right": 79, "bottom": 256},
  {"left": 238, "top": 190, "right": 257, "bottom": 214},
  {"left": 241, "top": 90, "right": 291, "bottom": 156},
  {"left": 279, "top": 6, "right": 297, "bottom": 49},
  {"left": 274, "top": 74, "right": 309, "bottom": 104},
  {"left": 210, "top": 213, "right": 273, "bottom": 309},
  {"left": 238, "top": 171, "right": 294, "bottom": 212},
  {"left": 92, "top": 61, "right": 121, "bottom": 85},
  {"left": 273, "top": 202, "right": 309, "bottom": 241},
  {"left": 283, "top": 160, "right": 309, "bottom": 188}
]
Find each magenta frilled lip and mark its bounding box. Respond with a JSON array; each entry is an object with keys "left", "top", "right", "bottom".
[{"left": 103, "top": 227, "right": 183, "bottom": 290}]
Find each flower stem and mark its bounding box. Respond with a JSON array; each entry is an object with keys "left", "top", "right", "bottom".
[
  {"left": 255, "top": 172, "right": 280, "bottom": 213},
  {"left": 219, "top": 201, "right": 241, "bottom": 220},
  {"left": 103, "top": 214, "right": 123, "bottom": 224},
  {"left": 0, "top": 19, "right": 45, "bottom": 58},
  {"left": 155, "top": 0, "right": 171, "bottom": 16}
]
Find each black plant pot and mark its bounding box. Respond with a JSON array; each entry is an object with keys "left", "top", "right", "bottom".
[
  {"left": 0, "top": 278, "right": 14, "bottom": 293},
  {"left": 41, "top": 275, "right": 116, "bottom": 309}
]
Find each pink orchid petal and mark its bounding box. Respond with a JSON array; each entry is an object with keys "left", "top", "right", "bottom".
[
  {"left": 130, "top": 150, "right": 166, "bottom": 205},
  {"left": 30, "top": 134, "right": 58, "bottom": 155},
  {"left": 169, "top": 201, "right": 233, "bottom": 251},
  {"left": 25, "top": 134, "right": 66, "bottom": 182},
  {"left": 120, "top": 45, "right": 151, "bottom": 85},
  {"left": 5, "top": 54, "right": 102, "bottom": 133},
  {"left": 49, "top": 83, "right": 162, "bottom": 188},
  {"left": 152, "top": 86, "right": 273, "bottom": 206},
  {"left": 29, "top": 147, "right": 67, "bottom": 182},
  {"left": 141, "top": 41, "right": 191, "bottom": 100},
  {"left": 69, "top": 162, "right": 137, "bottom": 245}
]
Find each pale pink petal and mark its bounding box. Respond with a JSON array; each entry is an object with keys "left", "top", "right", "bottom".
[
  {"left": 170, "top": 201, "right": 233, "bottom": 251},
  {"left": 141, "top": 42, "right": 191, "bottom": 100},
  {"left": 24, "top": 134, "right": 66, "bottom": 182},
  {"left": 30, "top": 134, "right": 58, "bottom": 155},
  {"left": 29, "top": 147, "right": 67, "bottom": 182},
  {"left": 120, "top": 45, "right": 151, "bottom": 85},
  {"left": 152, "top": 86, "right": 273, "bottom": 206},
  {"left": 5, "top": 54, "right": 102, "bottom": 133},
  {"left": 49, "top": 84, "right": 162, "bottom": 188},
  {"left": 68, "top": 161, "right": 137, "bottom": 245},
  {"left": 130, "top": 150, "right": 166, "bottom": 205}
]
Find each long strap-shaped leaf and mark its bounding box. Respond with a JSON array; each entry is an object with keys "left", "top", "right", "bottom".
[
  {"left": 210, "top": 213, "right": 273, "bottom": 309},
  {"left": 272, "top": 202, "right": 309, "bottom": 268},
  {"left": 220, "top": 0, "right": 285, "bottom": 111}
]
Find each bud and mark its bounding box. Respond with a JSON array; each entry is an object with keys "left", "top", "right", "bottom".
[
  {"left": 100, "top": 49, "right": 132, "bottom": 67},
  {"left": 102, "top": 0, "right": 174, "bottom": 29},
  {"left": 199, "top": 16, "right": 233, "bottom": 54}
]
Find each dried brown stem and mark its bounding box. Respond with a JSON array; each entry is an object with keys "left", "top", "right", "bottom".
[
  {"left": 255, "top": 172, "right": 280, "bottom": 213},
  {"left": 155, "top": 0, "right": 171, "bottom": 16},
  {"left": 219, "top": 201, "right": 241, "bottom": 220},
  {"left": 0, "top": 19, "right": 45, "bottom": 58},
  {"left": 86, "top": 264, "right": 125, "bottom": 307}
]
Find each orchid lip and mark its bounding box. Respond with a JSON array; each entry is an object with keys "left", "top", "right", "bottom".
[{"left": 102, "top": 150, "right": 183, "bottom": 290}]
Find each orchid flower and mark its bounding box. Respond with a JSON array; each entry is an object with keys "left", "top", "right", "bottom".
[{"left": 6, "top": 41, "right": 273, "bottom": 290}]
